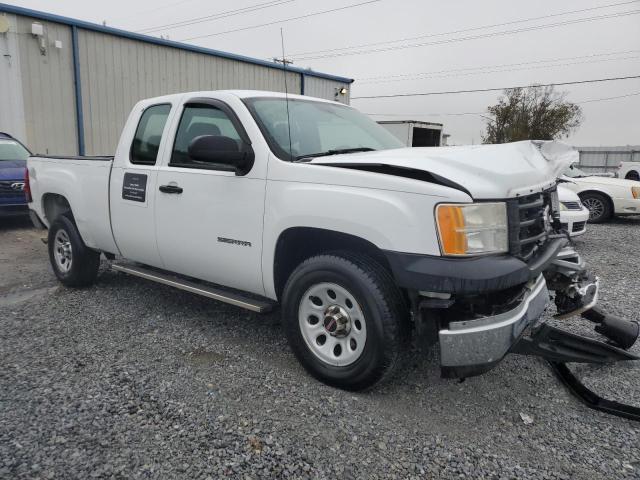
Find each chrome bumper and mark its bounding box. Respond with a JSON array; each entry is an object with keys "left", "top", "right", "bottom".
[{"left": 439, "top": 274, "right": 549, "bottom": 371}]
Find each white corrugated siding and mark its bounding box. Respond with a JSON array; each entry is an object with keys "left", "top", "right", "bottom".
[
  {"left": 578, "top": 146, "right": 640, "bottom": 173},
  {"left": 303, "top": 75, "right": 351, "bottom": 104},
  {"left": 78, "top": 30, "right": 302, "bottom": 155},
  {"left": 0, "top": 14, "right": 27, "bottom": 143},
  {"left": 16, "top": 15, "right": 77, "bottom": 155}
]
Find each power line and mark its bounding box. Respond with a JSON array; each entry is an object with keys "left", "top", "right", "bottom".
[
  {"left": 136, "top": 0, "right": 295, "bottom": 34},
  {"left": 288, "top": 0, "right": 640, "bottom": 58},
  {"left": 576, "top": 90, "right": 640, "bottom": 104},
  {"left": 179, "top": 0, "right": 383, "bottom": 41},
  {"left": 350, "top": 75, "right": 640, "bottom": 100},
  {"left": 358, "top": 50, "right": 640, "bottom": 84},
  {"left": 106, "top": 0, "right": 200, "bottom": 24},
  {"left": 293, "top": 9, "right": 640, "bottom": 61},
  {"left": 364, "top": 91, "right": 640, "bottom": 118}
]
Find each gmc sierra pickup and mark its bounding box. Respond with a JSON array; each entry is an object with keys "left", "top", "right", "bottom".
[{"left": 26, "top": 91, "right": 632, "bottom": 391}]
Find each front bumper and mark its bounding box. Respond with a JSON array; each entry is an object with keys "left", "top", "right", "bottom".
[
  {"left": 560, "top": 207, "right": 589, "bottom": 237},
  {"left": 438, "top": 274, "right": 549, "bottom": 377},
  {"left": 384, "top": 237, "right": 567, "bottom": 295},
  {"left": 613, "top": 197, "right": 640, "bottom": 216}
]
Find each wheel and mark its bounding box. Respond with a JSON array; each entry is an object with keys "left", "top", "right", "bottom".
[
  {"left": 626, "top": 170, "right": 640, "bottom": 181},
  {"left": 282, "top": 252, "right": 408, "bottom": 391},
  {"left": 48, "top": 214, "right": 100, "bottom": 287},
  {"left": 580, "top": 192, "right": 612, "bottom": 223}
]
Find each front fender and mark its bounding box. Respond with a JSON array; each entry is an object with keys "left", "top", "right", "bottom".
[{"left": 261, "top": 179, "right": 469, "bottom": 298}]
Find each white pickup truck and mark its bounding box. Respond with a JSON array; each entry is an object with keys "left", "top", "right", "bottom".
[
  {"left": 27, "top": 90, "right": 619, "bottom": 390},
  {"left": 618, "top": 162, "right": 640, "bottom": 181}
]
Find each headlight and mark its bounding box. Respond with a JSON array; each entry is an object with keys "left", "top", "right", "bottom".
[
  {"left": 632, "top": 186, "right": 640, "bottom": 199},
  {"left": 559, "top": 202, "right": 568, "bottom": 211},
  {"left": 436, "top": 203, "right": 508, "bottom": 256}
]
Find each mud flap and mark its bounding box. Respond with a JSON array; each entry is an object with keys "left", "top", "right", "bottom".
[{"left": 512, "top": 323, "right": 640, "bottom": 421}]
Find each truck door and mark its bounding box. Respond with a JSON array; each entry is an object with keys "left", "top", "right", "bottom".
[
  {"left": 154, "top": 99, "right": 266, "bottom": 296},
  {"left": 110, "top": 103, "right": 173, "bottom": 268}
]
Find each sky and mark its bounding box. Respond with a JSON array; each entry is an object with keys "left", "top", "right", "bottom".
[{"left": 7, "top": 0, "right": 640, "bottom": 145}]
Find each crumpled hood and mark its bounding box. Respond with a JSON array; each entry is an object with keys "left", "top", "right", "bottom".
[
  {"left": 311, "top": 140, "right": 577, "bottom": 199},
  {"left": 0, "top": 160, "right": 27, "bottom": 181}
]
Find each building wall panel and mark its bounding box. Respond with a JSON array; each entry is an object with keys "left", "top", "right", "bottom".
[
  {"left": 77, "top": 29, "right": 305, "bottom": 155},
  {"left": 303, "top": 75, "right": 351, "bottom": 104},
  {"left": 15, "top": 15, "right": 77, "bottom": 154},
  {"left": 0, "top": 14, "right": 27, "bottom": 143}
]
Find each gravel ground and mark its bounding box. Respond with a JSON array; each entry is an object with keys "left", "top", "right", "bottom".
[{"left": 1, "top": 215, "right": 640, "bottom": 479}]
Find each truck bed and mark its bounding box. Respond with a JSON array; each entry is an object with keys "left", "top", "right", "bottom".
[{"left": 27, "top": 154, "right": 118, "bottom": 254}]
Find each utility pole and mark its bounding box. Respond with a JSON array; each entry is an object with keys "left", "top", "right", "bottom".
[{"left": 273, "top": 57, "right": 293, "bottom": 66}]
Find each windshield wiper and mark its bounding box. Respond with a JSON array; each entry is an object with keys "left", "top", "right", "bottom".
[{"left": 294, "top": 147, "right": 375, "bottom": 162}]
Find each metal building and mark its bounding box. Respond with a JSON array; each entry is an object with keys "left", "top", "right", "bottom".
[
  {"left": 0, "top": 3, "right": 353, "bottom": 156},
  {"left": 577, "top": 146, "right": 640, "bottom": 174}
]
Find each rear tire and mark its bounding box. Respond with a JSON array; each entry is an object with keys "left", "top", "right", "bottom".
[
  {"left": 580, "top": 192, "right": 612, "bottom": 223},
  {"left": 48, "top": 214, "right": 100, "bottom": 287},
  {"left": 282, "top": 252, "right": 408, "bottom": 391}
]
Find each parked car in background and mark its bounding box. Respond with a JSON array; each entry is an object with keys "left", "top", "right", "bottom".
[
  {"left": 0, "top": 133, "right": 31, "bottom": 219},
  {"left": 618, "top": 162, "right": 640, "bottom": 181},
  {"left": 557, "top": 185, "right": 589, "bottom": 236},
  {"left": 561, "top": 164, "right": 640, "bottom": 223}
]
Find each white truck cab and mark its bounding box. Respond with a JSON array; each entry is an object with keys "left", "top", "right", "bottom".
[{"left": 27, "top": 91, "right": 610, "bottom": 390}]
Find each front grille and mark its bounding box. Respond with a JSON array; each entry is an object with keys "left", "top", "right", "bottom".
[
  {"left": 572, "top": 221, "right": 586, "bottom": 232},
  {"left": 508, "top": 188, "right": 558, "bottom": 262},
  {"left": 561, "top": 201, "right": 582, "bottom": 211}
]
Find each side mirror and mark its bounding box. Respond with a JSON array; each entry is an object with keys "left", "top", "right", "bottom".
[{"left": 187, "top": 135, "right": 254, "bottom": 175}]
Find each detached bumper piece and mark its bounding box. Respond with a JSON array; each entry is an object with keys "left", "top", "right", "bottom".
[
  {"left": 512, "top": 315, "right": 640, "bottom": 422},
  {"left": 439, "top": 274, "right": 549, "bottom": 378}
]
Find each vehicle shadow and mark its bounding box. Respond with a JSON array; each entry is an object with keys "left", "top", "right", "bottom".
[
  {"left": 606, "top": 215, "right": 640, "bottom": 225},
  {"left": 0, "top": 215, "right": 33, "bottom": 232}
]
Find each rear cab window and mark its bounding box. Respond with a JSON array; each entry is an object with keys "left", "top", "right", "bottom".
[{"left": 130, "top": 104, "right": 172, "bottom": 165}]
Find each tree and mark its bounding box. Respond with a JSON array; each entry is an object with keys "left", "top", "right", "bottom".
[{"left": 482, "top": 85, "right": 582, "bottom": 144}]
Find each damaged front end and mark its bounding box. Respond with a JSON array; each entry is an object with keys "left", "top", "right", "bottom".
[
  {"left": 433, "top": 242, "right": 640, "bottom": 421},
  {"left": 409, "top": 182, "right": 640, "bottom": 420}
]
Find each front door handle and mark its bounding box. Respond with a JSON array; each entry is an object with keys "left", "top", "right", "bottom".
[{"left": 159, "top": 184, "right": 183, "bottom": 194}]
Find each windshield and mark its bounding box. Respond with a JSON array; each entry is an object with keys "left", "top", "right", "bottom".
[
  {"left": 0, "top": 139, "right": 30, "bottom": 161},
  {"left": 564, "top": 164, "right": 589, "bottom": 178},
  {"left": 243, "top": 97, "right": 403, "bottom": 161}
]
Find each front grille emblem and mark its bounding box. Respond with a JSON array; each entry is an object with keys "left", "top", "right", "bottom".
[{"left": 11, "top": 182, "right": 25, "bottom": 191}]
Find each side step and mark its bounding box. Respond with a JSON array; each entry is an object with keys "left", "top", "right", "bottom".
[{"left": 111, "top": 262, "right": 275, "bottom": 313}]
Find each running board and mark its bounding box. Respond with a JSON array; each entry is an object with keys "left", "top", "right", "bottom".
[{"left": 111, "top": 263, "right": 275, "bottom": 313}]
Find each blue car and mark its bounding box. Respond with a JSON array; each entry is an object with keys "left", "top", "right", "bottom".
[{"left": 0, "top": 132, "right": 31, "bottom": 219}]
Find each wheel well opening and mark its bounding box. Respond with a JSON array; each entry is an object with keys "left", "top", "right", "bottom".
[
  {"left": 273, "top": 227, "right": 392, "bottom": 300},
  {"left": 579, "top": 190, "right": 614, "bottom": 212},
  {"left": 42, "top": 193, "right": 73, "bottom": 224},
  {"left": 625, "top": 170, "right": 640, "bottom": 181}
]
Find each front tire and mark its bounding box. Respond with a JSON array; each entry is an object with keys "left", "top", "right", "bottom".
[
  {"left": 282, "top": 253, "right": 408, "bottom": 391},
  {"left": 580, "top": 192, "right": 612, "bottom": 223},
  {"left": 48, "top": 215, "right": 100, "bottom": 287}
]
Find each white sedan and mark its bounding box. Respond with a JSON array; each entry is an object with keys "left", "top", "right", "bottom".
[
  {"left": 561, "top": 164, "right": 640, "bottom": 223},
  {"left": 558, "top": 185, "right": 589, "bottom": 237}
]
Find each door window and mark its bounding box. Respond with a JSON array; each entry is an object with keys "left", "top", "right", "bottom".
[
  {"left": 170, "top": 104, "right": 242, "bottom": 167},
  {"left": 130, "top": 104, "right": 171, "bottom": 165}
]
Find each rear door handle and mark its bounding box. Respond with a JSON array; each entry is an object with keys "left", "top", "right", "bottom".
[{"left": 159, "top": 184, "right": 183, "bottom": 194}]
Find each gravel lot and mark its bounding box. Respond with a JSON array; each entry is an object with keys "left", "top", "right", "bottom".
[{"left": 2, "top": 215, "right": 640, "bottom": 479}]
